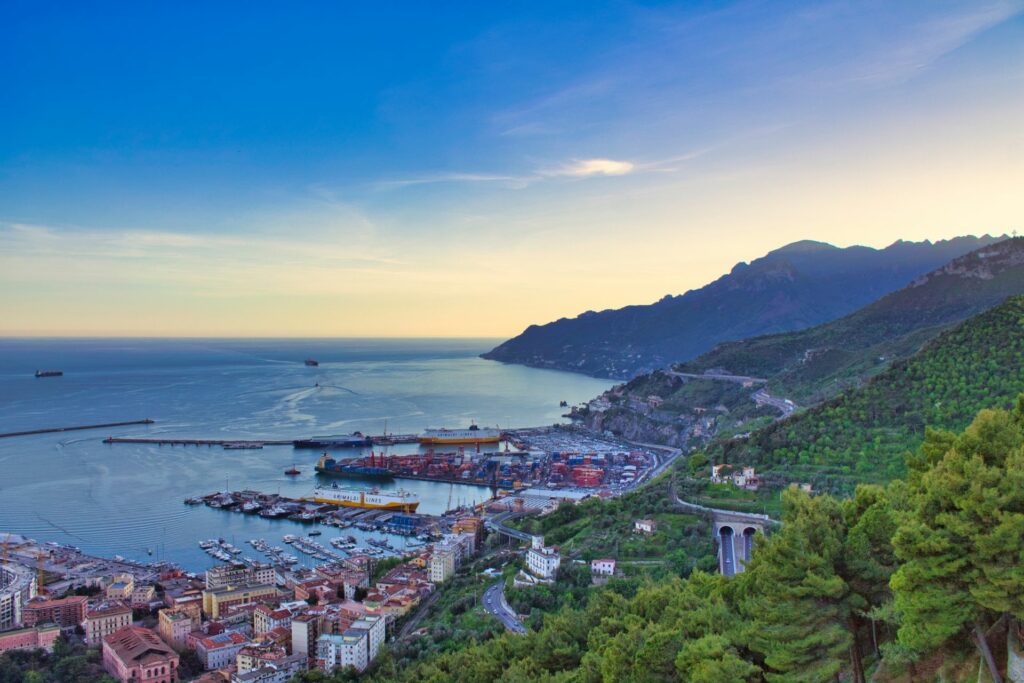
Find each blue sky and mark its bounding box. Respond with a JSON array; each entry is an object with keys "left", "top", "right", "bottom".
[{"left": 2, "top": 1, "right": 1023, "bottom": 335}]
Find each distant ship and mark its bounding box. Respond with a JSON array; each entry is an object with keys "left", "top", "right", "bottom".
[
  {"left": 303, "top": 484, "right": 419, "bottom": 512},
  {"left": 293, "top": 432, "right": 373, "bottom": 449},
  {"left": 315, "top": 453, "right": 393, "bottom": 481},
  {"left": 304, "top": 359, "right": 319, "bottom": 366},
  {"left": 34, "top": 370, "right": 63, "bottom": 378},
  {"left": 419, "top": 424, "right": 501, "bottom": 445}
]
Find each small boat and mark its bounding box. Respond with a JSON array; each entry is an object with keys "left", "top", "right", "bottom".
[
  {"left": 285, "top": 465, "right": 301, "bottom": 476},
  {"left": 34, "top": 370, "right": 63, "bottom": 378},
  {"left": 304, "top": 359, "right": 319, "bottom": 367},
  {"left": 308, "top": 530, "right": 322, "bottom": 536}
]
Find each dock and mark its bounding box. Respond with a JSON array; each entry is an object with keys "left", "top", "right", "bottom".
[
  {"left": 103, "top": 437, "right": 293, "bottom": 447},
  {"left": 0, "top": 419, "right": 155, "bottom": 439},
  {"left": 102, "top": 432, "right": 422, "bottom": 448}
]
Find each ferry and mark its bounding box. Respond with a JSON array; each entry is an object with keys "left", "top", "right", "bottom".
[
  {"left": 418, "top": 424, "right": 501, "bottom": 445},
  {"left": 303, "top": 484, "right": 419, "bottom": 512}
]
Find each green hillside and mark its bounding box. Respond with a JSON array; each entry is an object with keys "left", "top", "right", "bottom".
[
  {"left": 716, "top": 295, "right": 1024, "bottom": 490},
  {"left": 684, "top": 237, "right": 1024, "bottom": 405}
]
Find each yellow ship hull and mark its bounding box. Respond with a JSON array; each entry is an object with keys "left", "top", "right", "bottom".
[{"left": 307, "top": 496, "right": 419, "bottom": 512}]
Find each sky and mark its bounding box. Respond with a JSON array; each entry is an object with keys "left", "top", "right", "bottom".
[{"left": 2, "top": 0, "right": 1023, "bottom": 337}]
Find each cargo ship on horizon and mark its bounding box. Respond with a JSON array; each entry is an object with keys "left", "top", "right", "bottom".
[
  {"left": 418, "top": 424, "right": 501, "bottom": 445},
  {"left": 314, "top": 452, "right": 393, "bottom": 481},
  {"left": 302, "top": 484, "right": 419, "bottom": 512}
]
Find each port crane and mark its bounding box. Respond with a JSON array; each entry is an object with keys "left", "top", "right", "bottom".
[
  {"left": 1, "top": 533, "right": 27, "bottom": 566},
  {"left": 30, "top": 550, "right": 47, "bottom": 595}
]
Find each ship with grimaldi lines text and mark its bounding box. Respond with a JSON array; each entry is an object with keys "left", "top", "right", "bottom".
[{"left": 301, "top": 484, "right": 419, "bottom": 512}]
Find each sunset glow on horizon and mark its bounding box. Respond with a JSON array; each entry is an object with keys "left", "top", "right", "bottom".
[{"left": 3, "top": 1, "right": 1023, "bottom": 337}]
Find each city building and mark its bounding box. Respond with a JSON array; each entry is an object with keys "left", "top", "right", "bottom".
[
  {"left": 196, "top": 631, "right": 250, "bottom": 670},
  {"left": 235, "top": 642, "right": 306, "bottom": 682},
  {"left": 0, "top": 562, "right": 37, "bottom": 630},
  {"left": 85, "top": 600, "right": 133, "bottom": 646},
  {"left": 105, "top": 573, "right": 135, "bottom": 601},
  {"left": 590, "top": 559, "right": 616, "bottom": 576},
  {"left": 450, "top": 517, "right": 484, "bottom": 552},
  {"left": 158, "top": 608, "right": 196, "bottom": 649},
  {"left": 202, "top": 584, "right": 277, "bottom": 619},
  {"left": 22, "top": 594, "right": 88, "bottom": 629},
  {"left": 633, "top": 519, "right": 657, "bottom": 535},
  {"left": 291, "top": 612, "right": 322, "bottom": 665},
  {"left": 0, "top": 624, "right": 60, "bottom": 654},
  {"left": 253, "top": 604, "right": 294, "bottom": 635},
  {"left": 316, "top": 614, "right": 384, "bottom": 674},
  {"left": 131, "top": 584, "right": 157, "bottom": 608},
  {"left": 102, "top": 625, "right": 179, "bottom": 683},
  {"left": 428, "top": 546, "right": 456, "bottom": 584},
  {"left": 165, "top": 591, "right": 204, "bottom": 621},
  {"left": 710, "top": 464, "right": 759, "bottom": 490},
  {"left": 206, "top": 563, "right": 276, "bottom": 590},
  {"left": 526, "top": 536, "right": 561, "bottom": 579}
]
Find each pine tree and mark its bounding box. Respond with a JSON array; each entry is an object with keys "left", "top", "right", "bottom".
[
  {"left": 740, "top": 488, "right": 853, "bottom": 682},
  {"left": 891, "top": 405, "right": 1024, "bottom": 683}
]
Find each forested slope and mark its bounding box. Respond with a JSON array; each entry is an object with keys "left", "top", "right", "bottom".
[{"left": 717, "top": 295, "right": 1024, "bottom": 489}]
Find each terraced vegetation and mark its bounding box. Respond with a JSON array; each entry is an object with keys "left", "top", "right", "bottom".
[{"left": 717, "top": 295, "right": 1024, "bottom": 492}]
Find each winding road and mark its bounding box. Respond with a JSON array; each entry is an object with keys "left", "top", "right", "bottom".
[
  {"left": 483, "top": 581, "right": 527, "bottom": 634},
  {"left": 668, "top": 369, "right": 797, "bottom": 419}
]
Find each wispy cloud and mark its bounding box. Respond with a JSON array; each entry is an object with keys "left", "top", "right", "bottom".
[
  {"left": 368, "top": 149, "right": 714, "bottom": 192},
  {"left": 543, "top": 158, "right": 635, "bottom": 178},
  {"left": 842, "top": 1, "right": 1024, "bottom": 85},
  {"left": 372, "top": 172, "right": 527, "bottom": 190}
]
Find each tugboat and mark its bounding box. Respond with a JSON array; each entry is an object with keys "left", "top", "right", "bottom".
[
  {"left": 285, "top": 465, "right": 301, "bottom": 476},
  {"left": 304, "top": 359, "right": 319, "bottom": 367}
]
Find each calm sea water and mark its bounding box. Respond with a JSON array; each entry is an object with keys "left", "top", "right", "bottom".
[{"left": 0, "top": 338, "right": 612, "bottom": 571}]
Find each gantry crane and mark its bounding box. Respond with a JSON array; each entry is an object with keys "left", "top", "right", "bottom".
[{"left": 1, "top": 533, "right": 27, "bottom": 566}]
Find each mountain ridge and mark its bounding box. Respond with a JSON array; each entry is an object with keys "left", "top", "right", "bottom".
[{"left": 483, "top": 235, "right": 1005, "bottom": 379}]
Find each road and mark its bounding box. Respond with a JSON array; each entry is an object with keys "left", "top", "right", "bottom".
[
  {"left": 668, "top": 371, "right": 767, "bottom": 384},
  {"left": 620, "top": 439, "right": 683, "bottom": 485},
  {"left": 720, "top": 527, "right": 736, "bottom": 577},
  {"left": 483, "top": 581, "right": 527, "bottom": 634},
  {"left": 488, "top": 511, "right": 533, "bottom": 542},
  {"left": 752, "top": 388, "right": 797, "bottom": 418},
  {"left": 668, "top": 370, "right": 796, "bottom": 420}
]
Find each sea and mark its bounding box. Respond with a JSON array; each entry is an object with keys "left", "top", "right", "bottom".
[{"left": 0, "top": 338, "right": 613, "bottom": 571}]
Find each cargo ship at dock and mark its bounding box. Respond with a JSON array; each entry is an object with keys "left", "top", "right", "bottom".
[
  {"left": 302, "top": 484, "right": 419, "bottom": 512},
  {"left": 315, "top": 452, "right": 393, "bottom": 481},
  {"left": 418, "top": 425, "right": 501, "bottom": 445}
]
